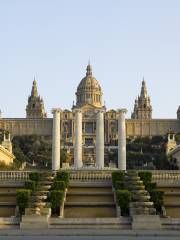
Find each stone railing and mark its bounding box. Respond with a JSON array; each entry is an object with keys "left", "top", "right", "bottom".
[
  {"left": 0, "top": 170, "right": 180, "bottom": 183},
  {"left": 151, "top": 170, "right": 180, "bottom": 181},
  {"left": 0, "top": 171, "right": 30, "bottom": 181},
  {"left": 70, "top": 170, "right": 112, "bottom": 182}
]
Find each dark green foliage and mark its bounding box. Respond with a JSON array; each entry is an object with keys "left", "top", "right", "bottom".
[
  {"left": 16, "top": 189, "right": 31, "bottom": 214},
  {"left": 153, "top": 153, "right": 172, "bottom": 170},
  {"left": 112, "top": 171, "right": 125, "bottom": 187},
  {"left": 151, "top": 136, "right": 164, "bottom": 145},
  {"left": 60, "top": 149, "right": 68, "bottom": 164},
  {"left": 116, "top": 190, "right": 132, "bottom": 216},
  {"left": 138, "top": 171, "right": 164, "bottom": 213},
  {"left": 150, "top": 190, "right": 164, "bottom": 213},
  {"left": 145, "top": 182, "right": 157, "bottom": 192},
  {"left": 138, "top": 171, "right": 152, "bottom": 183},
  {"left": 115, "top": 181, "right": 126, "bottom": 190},
  {"left": 50, "top": 190, "right": 64, "bottom": 214},
  {"left": 127, "top": 152, "right": 152, "bottom": 169},
  {"left": 51, "top": 181, "right": 66, "bottom": 191},
  {"left": 24, "top": 180, "right": 36, "bottom": 191},
  {"left": 29, "top": 172, "right": 40, "bottom": 182},
  {"left": 12, "top": 135, "right": 52, "bottom": 169},
  {"left": 13, "top": 146, "right": 27, "bottom": 163},
  {"left": 56, "top": 171, "right": 70, "bottom": 187},
  {"left": 126, "top": 135, "right": 174, "bottom": 170}
]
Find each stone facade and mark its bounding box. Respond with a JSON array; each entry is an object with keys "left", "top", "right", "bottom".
[
  {"left": 131, "top": 79, "right": 152, "bottom": 119},
  {"left": 177, "top": 106, "right": 180, "bottom": 120},
  {"left": 0, "top": 134, "right": 15, "bottom": 165},
  {"left": 0, "top": 64, "right": 180, "bottom": 143},
  {"left": 26, "top": 78, "right": 47, "bottom": 118}
]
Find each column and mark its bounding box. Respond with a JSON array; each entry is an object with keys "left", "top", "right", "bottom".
[
  {"left": 52, "top": 108, "right": 61, "bottom": 171},
  {"left": 74, "top": 109, "right": 83, "bottom": 168},
  {"left": 96, "top": 110, "right": 105, "bottom": 168},
  {"left": 117, "top": 109, "right": 127, "bottom": 170}
]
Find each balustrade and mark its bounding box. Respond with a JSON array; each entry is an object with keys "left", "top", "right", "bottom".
[{"left": 0, "top": 170, "right": 180, "bottom": 182}]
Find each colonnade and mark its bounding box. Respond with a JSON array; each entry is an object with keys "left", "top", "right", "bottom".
[{"left": 51, "top": 108, "right": 127, "bottom": 171}]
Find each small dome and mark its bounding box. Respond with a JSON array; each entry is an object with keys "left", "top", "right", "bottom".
[{"left": 75, "top": 64, "right": 103, "bottom": 108}]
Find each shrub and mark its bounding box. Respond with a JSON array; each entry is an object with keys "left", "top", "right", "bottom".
[
  {"left": 50, "top": 190, "right": 64, "bottom": 215},
  {"left": 115, "top": 181, "right": 126, "bottom": 190},
  {"left": 56, "top": 171, "right": 70, "bottom": 187},
  {"left": 16, "top": 189, "right": 31, "bottom": 214},
  {"left": 116, "top": 190, "right": 132, "bottom": 216},
  {"left": 51, "top": 181, "right": 66, "bottom": 191},
  {"left": 112, "top": 171, "right": 125, "bottom": 187},
  {"left": 24, "top": 180, "right": 36, "bottom": 191},
  {"left": 138, "top": 171, "right": 152, "bottom": 184},
  {"left": 145, "top": 182, "right": 157, "bottom": 192},
  {"left": 29, "top": 172, "right": 40, "bottom": 183},
  {"left": 150, "top": 190, "right": 164, "bottom": 213}
]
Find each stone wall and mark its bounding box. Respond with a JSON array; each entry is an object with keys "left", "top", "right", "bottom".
[
  {"left": 0, "top": 118, "right": 180, "bottom": 137},
  {"left": 0, "top": 118, "right": 52, "bottom": 136}
]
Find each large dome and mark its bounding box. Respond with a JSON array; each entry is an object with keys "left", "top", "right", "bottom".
[{"left": 75, "top": 64, "right": 103, "bottom": 108}]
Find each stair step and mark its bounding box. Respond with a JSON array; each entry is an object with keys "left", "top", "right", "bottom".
[
  {"left": 49, "top": 217, "right": 131, "bottom": 229},
  {"left": 68, "top": 187, "right": 112, "bottom": 193},
  {"left": 67, "top": 192, "right": 113, "bottom": 195},
  {"left": 0, "top": 202, "right": 16, "bottom": 206},
  {"left": 65, "top": 202, "right": 115, "bottom": 206},
  {"left": 64, "top": 206, "right": 116, "bottom": 218},
  {"left": 66, "top": 194, "right": 114, "bottom": 203}
]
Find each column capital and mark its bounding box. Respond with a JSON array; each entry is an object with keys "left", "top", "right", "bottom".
[
  {"left": 51, "top": 108, "right": 62, "bottom": 114},
  {"left": 73, "top": 108, "right": 83, "bottom": 114},
  {"left": 117, "top": 108, "right": 128, "bottom": 115}
]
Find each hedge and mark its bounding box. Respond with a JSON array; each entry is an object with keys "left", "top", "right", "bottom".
[
  {"left": 50, "top": 190, "right": 64, "bottom": 214},
  {"left": 29, "top": 172, "right": 40, "bottom": 183},
  {"left": 115, "top": 181, "right": 126, "bottom": 190},
  {"left": 16, "top": 189, "right": 31, "bottom": 214},
  {"left": 145, "top": 182, "right": 157, "bottom": 192},
  {"left": 55, "top": 171, "right": 70, "bottom": 187},
  {"left": 116, "top": 190, "right": 132, "bottom": 216},
  {"left": 150, "top": 190, "right": 164, "bottom": 213},
  {"left": 51, "top": 181, "right": 66, "bottom": 191},
  {"left": 112, "top": 171, "right": 126, "bottom": 187},
  {"left": 24, "top": 180, "right": 36, "bottom": 191},
  {"left": 138, "top": 171, "right": 152, "bottom": 184}
]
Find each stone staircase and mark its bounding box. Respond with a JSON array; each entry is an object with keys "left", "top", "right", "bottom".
[
  {"left": 64, "top": 184, "right": 116, "bottom": 218},
  {"left": 29, "top": 173, "right": 54, "bottom": 214},
  {"left": 49, "top": 183, "right": 131, "bottom": 229},
  {"left": 125, "top": 171, "right": 161, "bottom": 230},
  {"left": 126, "top": 171, "right": 156, "bottom": 216}
]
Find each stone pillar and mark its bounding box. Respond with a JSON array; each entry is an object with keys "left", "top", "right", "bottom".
[
  {"left": 74, "top": 109, "right": 83, "bottom": 168},
  {"left": 96, "top": 110, "right": 104, "bottom": 168},
  {"left": 52, "top": 108, "right": 61, "bottom": 171},
  {"left": 117, "top": 109, "right": 127, "bottom": 170}
]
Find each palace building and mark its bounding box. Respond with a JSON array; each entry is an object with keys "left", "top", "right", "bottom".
[{"left": 0, "top": 63, "right": 180, "bottom": 147}]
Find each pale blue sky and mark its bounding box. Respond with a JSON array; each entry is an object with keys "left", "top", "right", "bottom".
[{"left": 0, "top": 0, "right": 180, "bottom": 118}]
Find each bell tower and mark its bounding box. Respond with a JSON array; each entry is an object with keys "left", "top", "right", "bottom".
[
  {"left": 26, "top": 78, "right": 47, "bottom": 118},
  {"left": 131, "top": 79, "right": 152, "bottom": 119}
]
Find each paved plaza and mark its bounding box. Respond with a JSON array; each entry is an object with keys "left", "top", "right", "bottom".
[
  {"left": 0, "top": 229, "right": 180, "bottom": 240},
  {"left": 0, "top": 236, "right": 180, "bottom": 240}
]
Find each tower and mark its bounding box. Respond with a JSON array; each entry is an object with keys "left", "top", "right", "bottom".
[
  {"left": 166, "top": 131, "right": 177, "bottom": 154},
  {"left": 1, "top": 133, "right": 13, "bottom": 153},
  {"left": 131, "top": 79, "right": 152, "bottom": 119},
  {"left": 177, "top": 106, "right": 180, "bottom": 120},
  {"left": 26, "top": 78, "right": 47, "bottom": 118}
]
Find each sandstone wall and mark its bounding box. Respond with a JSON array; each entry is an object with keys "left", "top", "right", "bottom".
[{"left": 0, "top": 118, "right": 180, "bottom": 137}]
